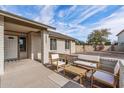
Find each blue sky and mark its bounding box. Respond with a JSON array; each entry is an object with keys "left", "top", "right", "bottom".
[{"left": 0, "top": 5, "right": 124, "bottom": 42}]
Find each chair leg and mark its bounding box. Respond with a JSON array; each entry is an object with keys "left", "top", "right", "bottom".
[
  {"left": 91, "top": 77, "right": 94, "bottom": 88},
  {"left": 80, "top": 76, "right": 83, "bottom": 84},
  {"left": 56, "top": 66, "right": 59, "bottom": 72},
  {"left": 113, "top": 81, "right": 117, "bottom": 88}
]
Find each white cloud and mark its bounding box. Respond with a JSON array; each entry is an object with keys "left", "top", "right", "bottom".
[
  {"left": 71, "top": 6, "right": 107, "bottom": 24},
  {"left": 88, "top": 6, "right": 124, "bottom": 42},
  {"left": 0, "top": 5, "right": 23, "bottom": 16},
  {"left": 0, "top": 5, "right": 7, "bottom": 11},
  {"left": 34, "top": 5, "right": 57, "bottom": 25},
  {"left": 1, "top": 5, "right": 124, "bottom": 42},
  {"left": 58, "top": 5, "right": 77, "bottom": 18},
  {"left": 54, "top": 21, "right": 87, "bottom": 41},
  {"left": 56, "top": 6, "right": 124, "bottom": 42},
  {"left": 58, "top": 10, "right": 65, "bottom": 18},
  {"left": 55, "top": 6, "right": 108, "bottom": 41}
]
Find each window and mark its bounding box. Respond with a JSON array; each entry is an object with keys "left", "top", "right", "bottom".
[
  {"left": 65, "top": 40, "right": 70, "bottom": 49},
  {"left": 19, "top": 37, "right": 26, "bottom": 52},
  {"left": 50, "top": 38, "right": 57, "bottom": 50}
]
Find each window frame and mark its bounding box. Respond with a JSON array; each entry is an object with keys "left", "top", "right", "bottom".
[
  {"left": 50, "top": 38, "right": 57, "bottom": 50},
  {"left": 65, "top": 40, "right": 70, "bottom": 49}
]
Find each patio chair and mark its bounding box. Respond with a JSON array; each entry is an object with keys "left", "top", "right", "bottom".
[
  {"left": 91, "top": 61, "right": 120, "bottom": 88},
  {"left": 50, "top": 54, "right": 66, "bottom": 72}
]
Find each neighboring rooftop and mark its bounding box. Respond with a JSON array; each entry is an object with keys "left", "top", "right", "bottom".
[{"left": 116, "top": 29, "right": 124, "bottom": 36}]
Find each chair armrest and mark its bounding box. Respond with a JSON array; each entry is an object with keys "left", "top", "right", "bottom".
[{"left": 114, "top": 74, "right": 119, "bottom": 80}]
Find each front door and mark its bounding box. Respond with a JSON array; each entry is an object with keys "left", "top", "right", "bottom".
[
  {"left": 19, "top": 36, "right": 27, "bottom": 59},
  {"left": 4, "top": 35, "right": 18, "bottom": 60}
]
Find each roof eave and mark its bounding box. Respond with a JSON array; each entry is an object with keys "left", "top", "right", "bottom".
[{"left": 0, "top": 10, "right": 56, "bottom": 30}]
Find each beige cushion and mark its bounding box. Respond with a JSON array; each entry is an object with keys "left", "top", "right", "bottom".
[
  {"left": 52, "top": 61, "right": 65, "bottom": 66},
  {"left": 114, "top": 62, "right": 120, "bottom": 75},
  {"left": 78, "top": 54, "right": 100, "bottom": 62},
  {"left": 93, "top": 70, "right": 114, "bottom": 85},
  {"left": 74, "top": 60, "right": 97, "bottom": 68}
]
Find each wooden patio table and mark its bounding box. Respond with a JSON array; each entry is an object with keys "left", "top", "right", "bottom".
[{"left": 64, "top": 65, "right": 88, "bottom": 84}]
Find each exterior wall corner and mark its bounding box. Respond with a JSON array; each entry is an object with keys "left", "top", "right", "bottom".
[{"left": 0, "top": 15, "right": 4, "bottom": 75}]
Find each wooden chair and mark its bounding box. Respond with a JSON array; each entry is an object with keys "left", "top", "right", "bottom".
[
  {"left": 50, "top": 54, "right": 66, "bottom": 72},
  {"left": 91, "top": 61, "right": 120, "bottom": 88}
]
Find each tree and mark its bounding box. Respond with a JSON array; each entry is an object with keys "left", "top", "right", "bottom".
[
  {"left": 75, "top": 40, "right": 85, "bottom": 45},
  {"left": 87, "top": 29, "right": 111, "bottom": 51}
]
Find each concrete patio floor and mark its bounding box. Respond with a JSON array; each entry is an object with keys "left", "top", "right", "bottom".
[{"left": 0, "top": 59, "right": 69, "bottom": 88}]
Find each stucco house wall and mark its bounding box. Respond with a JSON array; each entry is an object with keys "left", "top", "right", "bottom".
[
  {"left": 30, "top": 32, "right": 42, "bottom": 61},
  {"left": 117, "top": 31, "right": 124, "bottom": 51},
  {"left": 49, "top": 37, "right": 75, "bottom": 54},
  {"left": 118, "top": 31, "right": 124, "bottom": 44}
]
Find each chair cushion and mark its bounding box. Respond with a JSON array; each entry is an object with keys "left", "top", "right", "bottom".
[
  {"left": 78, "top": 55, "right": 100, "bottom": 62},
  {"left": 52, "top": 61, "right": 65, "bottom": 66},
  {"left": 74, "top": 60, "right": 97, "bottom": 68},
  {"left": 93, "top": 70, "right": 114, "bottom": 85}
]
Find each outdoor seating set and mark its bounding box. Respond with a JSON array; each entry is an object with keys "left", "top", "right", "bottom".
[{"left": 50, "top": 54, "right": 120, "bottom": 88}]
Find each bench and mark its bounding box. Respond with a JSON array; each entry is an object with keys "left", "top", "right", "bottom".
[{"left": 73, "top": 54, "right": 100, "bottom": 70}]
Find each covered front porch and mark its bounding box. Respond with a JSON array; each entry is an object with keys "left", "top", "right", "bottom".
[{"left": 0, "top": 12, "right": 50, "bottom": 75}]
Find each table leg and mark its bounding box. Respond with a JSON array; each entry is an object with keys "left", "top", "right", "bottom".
[
  {"left": 80, "top": 76, "right": 83, "bottom": 84},
  {"left": 64, "top": 69, "right": 66, "bottom": 76}
]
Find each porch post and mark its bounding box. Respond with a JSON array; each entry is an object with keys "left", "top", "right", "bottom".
[
  {"left": 0, "top": 15, "right": 4, "bottom": 75},
  {"left": 41, "top": 30, "right": 49, "bottom": 64}
]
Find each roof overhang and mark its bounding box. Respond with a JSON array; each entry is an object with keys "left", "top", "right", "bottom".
[
  {"left": 0, "top": 10, "right": 56, "bottom": 31},
  {"left": 49, "top": 31, "right": 76, "bottom": 41}
]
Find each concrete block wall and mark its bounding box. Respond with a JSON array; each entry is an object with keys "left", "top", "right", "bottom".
[{"left": 0, "top": 15, "right": 4, "bottom": 75}]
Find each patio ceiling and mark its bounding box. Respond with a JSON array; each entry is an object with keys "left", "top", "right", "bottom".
[{"left": 4, "top": 22, "right": 40, "bottom": 33}]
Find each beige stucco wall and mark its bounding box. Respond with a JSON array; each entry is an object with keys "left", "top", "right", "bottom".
[
  {"left": 118, "top": 32, "right": 124, "bottom": 44},
  {"left": 4, "top": 35, "right": 18, "bottom": 60},
  {"left": 117, "top": 32, "right": 124, "bottom": 51},
  {"left": 0, "top": 15, "right": 4, "bottom": 75},
  {"left": 30, "top": 32, "right": 42, "bottom": 61},
  {"left": 4, "top": 31, "right": 28, "bottom": 59}
]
